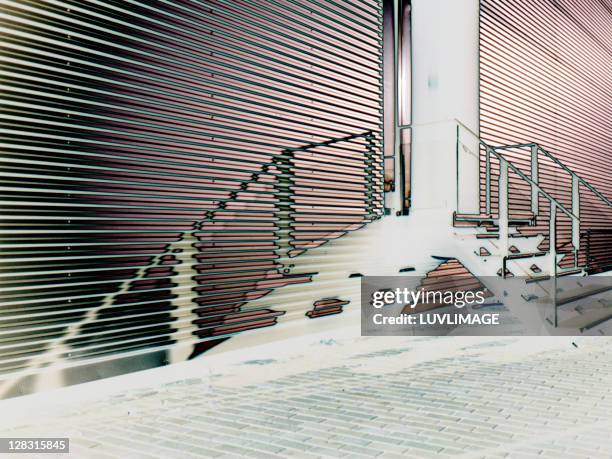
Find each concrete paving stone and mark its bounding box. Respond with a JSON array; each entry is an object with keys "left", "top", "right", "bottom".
[
  {"left": 231, "top": 431, "right": 277, "bottom": 444},
  {"left": 217, "top": 443, "right": 270, "bottom": 457},
  {"left": 401, "top": 421, "right": 444, "bottom": 432},
  {"left": 566, "top": 446, "right": 606, "bottom": 457},
  {"left": 400, "top": 447, "right": 442, "bottom": 458},
  {"left": 436, "top": 446, "right": 466, "bottom": 456},
  {"left": 370, "top": 416, "right": 415, "bottom": 427},
  {"left": 470, "top": 428, "right": 514, "bottom": 441},
  {"left": 241, "top": 440, "right": 286, "bottom": 454},
  {"left": 177, "top": 445, "right": 225, "bottom": 458},
  {"left": 339, "top": 443, "right": 385, "bottom": 457},
  {"left": 286, "top": 452, "right": 323, "bottom": 459},
  {"left": 70, "top": 449, "right": 118, "bottom": 459},
  {"left": 364, "top": 441, "right": 408, "bottom": 454},
  {"left": 400, "top": 439, "right": 444, "bottom": 453},
  {"left": 273, "top": 438, "right": 317, "bottom": 452},
  {"left": 329, "top": 434, "right": 372, "bottom": 447},
  {"left": 292, "top": 414, "right": 328, "bottom": 424},
  {"left": 376, "top": 452, "right": 408, "bottom": 459},
  {"left": 93, "top": 444, "right": 151, "bottom": 458},
  {"left": 341, "top": 453, "right": 379, "bottom": 459},
  {"left": 306, "top": 437, "right": 352, "bottom": 450},
  {"left": 71, "top": 437, "right": 102, "bottom": 449},
  {"left": 295, "top": 427, "right": 335, "bottom": 439},
  {"left": 423, "top": 413, "right": 462, "bottom": 423},
  {"left": 417, "top": 435, "right": 469, "bottom": 450},
  {"left": 307, "top": 445, "right": 350, "bottom": 457},
  {"left": 438, "top": 428, "right": 501, "bottom": 446},
  {"left": 338, "top": 409, "right": 378, "bottom": 420},
  {"left": 362, "top": 433, "right": 404, "bottom": 445},
  {"left": 540, "top": 450, "right": 569, "bottom": 458}
]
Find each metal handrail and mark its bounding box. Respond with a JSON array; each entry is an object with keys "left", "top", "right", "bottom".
[
  {"left": 455, "top": 119, "right": 568, "bottom": 328},
  {"left": 403, "top": 117, "right": 610, "bottom": 328},
  {"left": 401, "top": 117, "right": 607, "bottom": 224},
  {"left": 493, "top": 142, "right": 612, "bottom": 209},
  {"left": 453, "top": 119, "right": 579, "bottom": 222},
  {"left": 537, "top": 145, "right": 612, "bottom": 208}
]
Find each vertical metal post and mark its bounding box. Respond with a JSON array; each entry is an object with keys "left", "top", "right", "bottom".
[
  {"left": 498, "top": 158, "right": 509, "bottom": 256},
  {"left": 571, "top": 173, "right": 580, "bottom": 267},
  {"left": 392, "top": 0, "right": 401, "bottom": 214},
  {"left": 586, "top": 229, "right": 591, "bottom": 272},
  {"left": 530, "top": 144, "right": 539, "bottom": 216},
  {"left": 549, "top": 203, "right": 557, "bottom": 327},
  {"left": 485, "top": 146, "right": 491, "bottom": 215},
  {"left": 455, "top": 124, "right": 460, "bottom": 213}
]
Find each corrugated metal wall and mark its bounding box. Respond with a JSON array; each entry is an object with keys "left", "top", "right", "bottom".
[
  {"left": 0, "top": 0, "right": 383, "bottom": 396},
  {"left": 479, "top": 0, "right": 612, "bottom": 270}
]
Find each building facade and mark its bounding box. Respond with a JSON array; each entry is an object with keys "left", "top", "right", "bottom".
[{"left": 0, "top": 0, "right": 610, "bottom": 397}]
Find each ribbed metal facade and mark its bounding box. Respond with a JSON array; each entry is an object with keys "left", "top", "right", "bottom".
[
  {"left": 0, "top": 0, "right": 383, "bottom": 396},
  {"left": 479, "top": 0, "right": 612, "bottom": 270}
]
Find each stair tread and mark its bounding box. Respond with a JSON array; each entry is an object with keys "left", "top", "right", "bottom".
[
  {"left": 454, "top": 213, "right": 535, "bottom": 228},
  {"left": 476, "top": 233, "right": 533, "bottom": 239},
  {"left": 506, "top": 252, "right": 547, "bottom": 260},
  {"left": 536, "top": 284, "right": 612, "bottom": 306},
  {"left": 558, "top": 307, "right": 612, "bottom": 331},
  {"left": 557, "top": 284, "right": 612, "bottom": 306},
  {"left": 476, "top": 233, "right": 499, "bottom": 239},
  {"left": 526, "top": 274, "right": 551, "bottom": 283},
  {"left": 526, "top": 269, "right": 584, "bottom": 283},
  {"left": 455, "top": 212, "right": 534, "bottom": 219}
]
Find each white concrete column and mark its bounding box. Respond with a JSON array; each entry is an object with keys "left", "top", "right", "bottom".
[{"left": 410, "top": 0, "right": 480, "bottom": 213}]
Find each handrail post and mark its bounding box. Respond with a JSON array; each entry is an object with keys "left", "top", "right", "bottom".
[
  {"left": 455, "top": 123, "right": 460, "bottom": 213},
  {"left": 485, "top": 146, "right": 491, "bottom": 215},
  {"left": 530, "top": 144, "right": 539, "bottom": 216},
  {"left": 586, "top": 229, "right": 591, "bottom": 272},
  {"left": 498, "top": 158, "right": 509, "bottom": 256},
  {"left": 571, "top": 173, "right": 580, "bottom": 268},
  {"left": 549, "top": 203, "right": 557, "bottom": 327}
]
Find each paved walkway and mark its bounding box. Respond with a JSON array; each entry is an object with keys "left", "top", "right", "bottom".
[{"left": 2, "top": 335, "right": 612, "bottom": 458}]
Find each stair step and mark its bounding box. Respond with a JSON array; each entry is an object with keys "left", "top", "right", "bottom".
[
  {"left": 453, "top": 220, "right": 496, "bottom": 228},
  {"left": 454, "top": 213, "right": 535, "bottom": 227},
  {"left": 454, "top": 213, "right": 494, "bottom": 222},
  {"left": 526, "top": 274, "right": 550, "bottom": 283},
  {"left": 558, "top": 308, "right": 612, "bottom": 331},
  {"left": 477, "top": 233, "right": 499, "bottom": 239},
  {"left": 557, "top": 268, "right": 584, "bottom": 276},
  {"left": 535, "top": 284, "right": 612, "bottom": 306},
  {"left": 526, "top": 268, "right": 584, "bottom": 283},
  {"left": 508, "top": 233, "right": 543, "bottom": 239},
  {"left": 556, "top": 285, "right": 612, "bottom": 307},
  {"left": 506, "top": 251, "right": 547, "bottom": 260},
  {"left": 476, "top": 233, "right": 532, "bottom": 240}
]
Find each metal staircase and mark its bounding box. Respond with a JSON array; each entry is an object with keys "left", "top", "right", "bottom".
[{"left": 452, "top": 120, "right": 612, "bottom": 333}]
